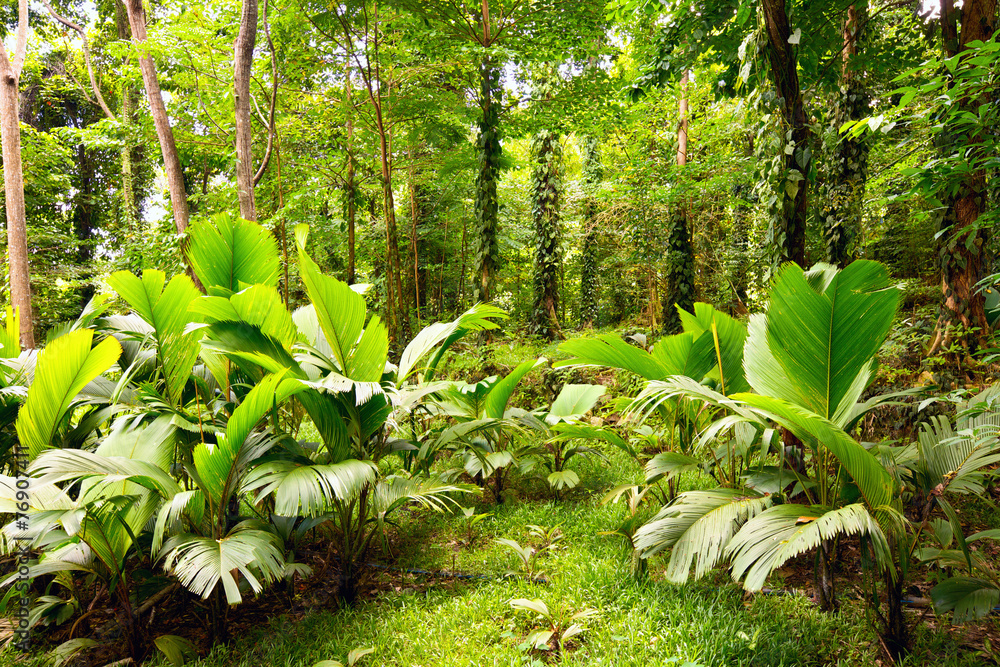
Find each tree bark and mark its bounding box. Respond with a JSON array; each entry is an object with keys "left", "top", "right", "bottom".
[
  {"left": 529, "top": 127, "right": 562, "bottom": 340},
  {"left": 345, "top": 59, "right": 356, "bottom": 285},
  {"left": 677, "top": 70, "right": 688, "bottom": 167},
  {"left": 124, "top": 0, "right": 190, "bottom": 234},
  {"left": 929, "top": 0, "right": 997, "bottom": 355},
  {"left": 234, "top": 0, "right": 258, "bottom": 221},
  {"left": 0, "top": 0, "right": 34, "bottom": 348},
  {"left": 761, "top": 0, "right": 809, "bottom": 269},
  {"left": 823, "top": 3, "right": 869, "bottom": 268}
]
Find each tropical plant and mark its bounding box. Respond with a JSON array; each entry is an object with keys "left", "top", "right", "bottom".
[
  {"left": 314, "top": 646, "right": 375, "bottom": 667},
  {"left": 628, "top": 261, "right": 905, "bottom": 619},
  {"left": 420, "top": 357, "right": 545, "bottom": 502},
  {"left": 557, "top": 302, "right": 749, "bottom": 490},
  {"left": 519, "top": 383, "right": 609, "bottom": 497},
  {"left": 508, "top": 597, "right": 597, "bottom": 656}
]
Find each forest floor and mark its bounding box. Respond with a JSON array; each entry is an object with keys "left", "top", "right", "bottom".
[
  {"left": 4, "top": 447, "right": 998, "bottom": 667},
  {"left": 3, "top": 323, "right": 1000, "bottom": 667}
]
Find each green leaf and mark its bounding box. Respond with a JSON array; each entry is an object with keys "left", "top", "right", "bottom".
[
  {"left": 750, "top": 261, "right": 899, "bottom": 422},
  {"left": 16, "top": 329, "right": 122, "bottom": 457},
  {"left": 733, "top": 393, "right": 894, "bottom": 512},
  {"left": 546, "top": 384, "right": 605, "bottom": 424},
  {"left": 159, "top": 525, "right": 286, "bottom": 604},
  {"left": 727, "top": 503, "right": 890, "bottom": 591},
  {"left": 154, "top": 635, "right": 199, "bottom": 667},
  {"left": 557, "top": 334, "right": 668, "bottom": 380},
  {"left": 633, "top": 489, "right": 772, "bottom": 582},
  {"left": 186, "top": 214, "right": 280, "bottom": 296},
  {"left": 930, "top": 576, "right": 1000, "bottom": 623},
  {"left": 546, "top": 470, "right": 580, "bottom": 490},
  {"left": 483, "top": 358, "right": 545, "bottom": 419}
]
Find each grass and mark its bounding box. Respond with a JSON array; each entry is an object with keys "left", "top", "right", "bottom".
[{"left": 5, "top": 445, "right": 988, "bottom": 667}]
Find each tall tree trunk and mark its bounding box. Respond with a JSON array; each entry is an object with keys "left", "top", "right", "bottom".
[
  {"left": 114, "top": 1, "right": 142, "bottom": 271},
  {"left": 662, "top": 72, "right": 695, "bottom": 334},
  {"left": 529, "top": 126, "right": 562, "bottom": 340},
  {"left": 822, "top": 3, "right": 869, "bottom": 267},
  {"left": 0, "top": 0, "right": 34, "bottom": 348},
  {"left": 345, "top": 60, "right": 356, "bottom": 285},
  {"left": 376, "top": 110, "right": 403, "bottom": 343},
  {"left": 761, "top": 0, "right": 810, "bottom": 271},
  {"left": 124, "top": 0, "right": 190, "bottom": 233},
  {"left": 579, "top": 135, "right": 601, "bottom": 329},
  {"left": 407, "top": 144, "right": 422, "bottom": 327},
  {"left": 473, "top": 57, "right": 501, "bottom": 305},
  {"left": 677, "top": 70, "right": 689, "bottom": 167},
  {"left": 929, "top": 0, "right": 997, "bottom": 355},
  {"left": 234, "top": 0, "right": 259, "bottom": 221}
]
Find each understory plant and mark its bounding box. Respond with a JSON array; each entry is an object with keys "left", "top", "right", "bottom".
[{"left": 0, "top": 214, "right": 501, "bottom": 661}]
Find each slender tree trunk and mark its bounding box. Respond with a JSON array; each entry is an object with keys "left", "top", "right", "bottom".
[
  {"left": 929, "top": 0, "right": 997, "bottom": 355},
  {"left": 234, "top": 0, "right": 259, "bottom": 221},
  {"left": 376, "top": 109, "right": 403, "bottom": 343},
  {"left": 124, "top": 0, "right": 190, "bottom": 233},
  {"left": 662, "top": 73, "right": 695, "bottom": 334},
  {"left": 408, "top": 144, "right": 421, "bottom": 327},
  {"left": 0, "top": 0, "right": 34, "bottom": 348},
  {"left": 473, "top": 57, "right": 501, "bottom": 304},
  {"left": 677, "top": 70, "right": 689, "bottom": 167},
  {"left": 761, "top": 0, "right": 810, "bottom": 270},
  {"left": 579, "top": 135, "right": 601, "bottom": 329},
  {"left": 345, "top": 60, "right": 356, "bottom": 285}
]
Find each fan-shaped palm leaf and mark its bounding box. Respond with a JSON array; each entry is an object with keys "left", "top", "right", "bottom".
[
  {"left": 727, "top": 503, "right": 891, "bottom": 591},
  {"left": 632, "top": 488, "right": 772, "bottom": 582},
  {"left": 244, "top": 459, "right": 377, "bottom": 516},
  {"left": 106, "top": 270, "right": 201, "bottom": 405},
  {"left": 159, "top": 525, "right": 285, "bottom": 604},
  {"left": 748, "top": 261, "right": 899, "bottom": 422},
  {"left": 931, "top": 576, "right": 1000, "bottom": 623},
  {"left": 185, "top": 214, "right": 281, "bottom": 296}
]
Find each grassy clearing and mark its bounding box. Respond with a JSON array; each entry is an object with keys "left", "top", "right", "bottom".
[{"left": 2, "top": 448, "right": 976, "bottom": 667}]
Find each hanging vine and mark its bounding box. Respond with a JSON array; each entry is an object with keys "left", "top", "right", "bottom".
[{"left": 579, "top": 135, "right": 601, "bottom": 328}]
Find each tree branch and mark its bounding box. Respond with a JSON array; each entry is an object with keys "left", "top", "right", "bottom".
[{"left": 41, "top": 0, "right": 116, "bottom": 119}]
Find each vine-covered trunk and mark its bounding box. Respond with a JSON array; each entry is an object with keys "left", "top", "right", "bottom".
[
  {"left": 530, "top": 128, "right": 563, "bottom": 340},
  {"left": 662, "top": 209, "right": 695, "bottom": 334},
  {"left": 473, "top": 58, "right": 501, "bottom": 305},
  {"left": 929, "top": 0, "right": 997, "bottom": 355},
  {"left": 234, "top": 0, "right": 258, "bottom": 221},
  {"left": 823, "top": 3, "right": 869, "bottom": 267},
  {"left": 345, "top": 59, "right": 356, "bottom": 285},
  {"left": 579, "top": 135, "right": 601, "bottom": 328},
  {"left": 761, "top": 0, "right": 810, "bottom": 271}
]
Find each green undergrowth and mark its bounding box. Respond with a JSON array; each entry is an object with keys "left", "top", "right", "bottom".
[{"left": 116, "top": 454, "right": 994, "bottom": 667}]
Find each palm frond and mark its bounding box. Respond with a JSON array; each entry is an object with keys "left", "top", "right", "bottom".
[
  {"left": 727, "top": 503, "right": 890, "bottom": 591},
  {"left": 159, "top": 525, "right": 285, "bottom": 604},
  {"left": 632, "top": 488, "right": 772, "bottom": 583}
]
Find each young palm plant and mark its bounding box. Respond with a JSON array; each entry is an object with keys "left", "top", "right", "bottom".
[{"left": 628, "top": 261, "right": 904, "bottom": 616}]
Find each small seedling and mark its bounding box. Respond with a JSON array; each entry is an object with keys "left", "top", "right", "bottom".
[
  {"left": 496, "top": 538, "right": 543, "bottom": 581},
  {"left": 458, "top": 506, "right": 493, "bottom": 545},
  {"left": 526, "top": 523, "right": 564, "bottom": 552},
  {"left": 314, "top": 646, "right": 374, "bottom": 667},
  {"left": 508, "top": 597, "right": 597, "bottom": 656}
]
